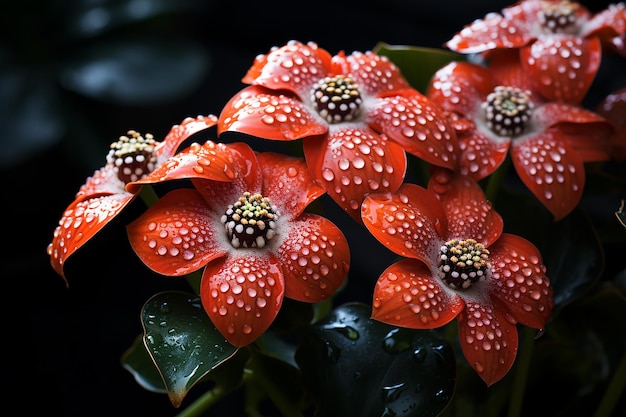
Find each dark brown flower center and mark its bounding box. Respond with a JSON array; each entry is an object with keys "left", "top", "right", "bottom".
[
  {"left": 221, "top": 192, "right": 279, "bottom": 249},
  {"left": 483, "top": 86, "right": 534, "bottom": 137},
  {"left": 539, "top": 0, "right": 580, "bottom": 34},
  {"left": 438, "top": 239, "right": 491, "bottom": 289},
  {"left": 311, "top": 75, "right": 362, "bottom": 124},
  {"left": 106, "top": 130, "right": 158, "bottom": 183}
]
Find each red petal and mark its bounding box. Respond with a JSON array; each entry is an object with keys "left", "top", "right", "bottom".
[
  {"left": 200, "top": 254, "right": 284, "bottom": 347},
  {"left": 583, "top": 3, "right": 626, "bottom": 49},
  {"left": 154, "top": 115, "right": 218, "bottom": 162},
  {"left": 218, "top": 85, "right": 327, "bottom": 140},
  {"left": 371, "top": 258, "right": 465, "bottom": 328},
  {"left": 344, "top": 51, "right": 411, "bottom": 95},
  {"left": 428, "top": 170, "right": 503, "bottom": 246},
  {"left": 278, "top": 213, "right": 350, "bottom": 302},
  {"left": 457, "top": 131, "right": 510, "bottom": 181},
  {"left": 258, "top": 152, "right": 325, "bottom": 218},
  {"left": 446, "top": 11, "right": 533, "bottom": 54},
  {"left": 75, "top": 165, "right": 126, "bottom": 201},
  {"left": 457, "top": 299, "right": 519, "bottom": 386},
  {"left": 488, "top": 233, "right": 554, "bottom": 328},
  {"left": 361, "top": 183, "right": 447, "bottom": 265},
  {"left": 427, "top": 61, "right": 492, "bottom": 117},
  {"left": 127, "top": 141, "right": 238, "bottom": 194},
  {"left": 368, "top": 90, "right": 459, "bottom": 169},
  {"left": 303, "top": 128, "right": 407, "bottom": 222},
  {"left": 48, "top": 193, "right": 135, "bottom": 282},
  {"left": 511, "top": 132, "right": 585, "bottom": 221},
  {"left": 520, "top": 37, "right": 601, "bottom": 104},
  {"left": 241, "top": 40, "right": 332, "bottom": 95},
  {"left": 126, "top": 188, "right": 228, "bottom": 276}
]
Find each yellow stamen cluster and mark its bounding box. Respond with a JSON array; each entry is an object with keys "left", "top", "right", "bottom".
[
  {"left": 438, "top": 238, "right": 491, "bottom": 289},
  {"left": 539, "top": 0, "right": 579, "bottom": 34},
  {"left": 106, "top": 130, "right": 158, "bottom": 183},
  {"left": 221, "top": 192, "right": 279, "bottom": 249},
  {"left": 311, "top": 75, "right": 362, "bottom": 124},
  {"left": 483, "top": 86, "right": 534, "bottom": 137}
]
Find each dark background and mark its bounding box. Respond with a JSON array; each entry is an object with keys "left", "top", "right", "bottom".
[{"left": 2, "top": 1, "right": 622, "bottom": 416}]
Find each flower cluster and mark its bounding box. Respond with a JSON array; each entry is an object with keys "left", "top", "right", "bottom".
[{"left": 46, "top": 0, "right": 625, "bottom": 415}]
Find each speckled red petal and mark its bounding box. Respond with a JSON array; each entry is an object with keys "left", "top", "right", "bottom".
[
  {"left": 75, "top": 165, "right": 126, "bottom": 201},
  {"left": 427, "top": 61, "right": 494, "bottom": 116},
  {"left": 488, "top": 233, "right": 554, "bottom": 328},
  {"left": 344, "top": 51, "right": 411, "bottom": 95},
  {"left": 457, "top": 131, "right": 510, "bottom": 181},
  {"left": 511, "top": 132, "right": 585, "bottom": 221},
  {"left": 257, "top": 152, "right": 325, "bottom": 219},
  {"left": 457, "top": 298, "right": 519, "bottom": 386},
  {"left": 595, "top": 87, "right": 626, "bottom": 161},
  {"left": 520, "top": 37, "right": 601, "bottom": 104},
  {"left": 446, "top": 11, "right": 533, "bottom": 54},
  {"left": 218, "top": 85, "right": 327, "bottom": 141},
  {"left": 584, "top": 3, "right": 626, "bottom": 52},
  {"left": 241, "top": 40, "right": 332, "bottom": 95},
  {"left": 361, "top": 183, "right": 447, "bottom": 264},
  {"left": 303, "top": 128, "right": 407, "bottom": 223},
  {"left": 368, "top": 90, "right": 459, "bottom": 170},
  {"left": 371, "top": 258, "right": 464, "bottom": 328},
  {"left": 277, "top": 213, "right": 350, "bottom": 302},
  {"left": 154, "top": 115, "right": 218, "bottom": 162},
  {"left": 126, "top": 188, "right": 227, "bottom": 277},
  {"left": 127, "top": 140, "right": 238, "bottom": 194},
  {"left": 48, "top": 192, "right": 135, "bottom": 282},
  {"left": 200, "top": 254, "right": 284, "bottom": 347},
  {"left": 428, "top": 170, "right": 503, "bottom": 246}
]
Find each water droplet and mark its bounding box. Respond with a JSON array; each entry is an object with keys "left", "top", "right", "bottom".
[
  {"left": 321, "top": 323, "right": 359, "bottom": 340},
  {"left": 382, "top": 328, "right": 411, "bottom": 354}
]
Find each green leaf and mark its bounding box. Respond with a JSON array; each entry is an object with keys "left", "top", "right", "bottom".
[
  {"left": 295, "top": 302, "right": 456, "bottom": 417},
  {"left": 141, "top": 291, "right": 239, "bottom": 407},
  {"left": 373, "top": 42, "right": 464, "bottom": 92},
  {"left": 121, "top": 334, "right": 167, "bottom": 393}
]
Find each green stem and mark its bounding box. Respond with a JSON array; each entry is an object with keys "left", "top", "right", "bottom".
[
  {"left": 175, "top": 385, "right": 227, "bottom": 417},
  {"left": 593, "top": 349, "right": 626, "bottom": 417},
  {"left": 138, "top": 184, "right": 160, "bottom": 207},
  {"left": 507, "top": 326, "right": 535, "bottom": 417},
  {"left": 484, "top": 157, "right": 511, "bottom": 205}
]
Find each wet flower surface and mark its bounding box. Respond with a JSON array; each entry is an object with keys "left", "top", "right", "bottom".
[
  {"left": 218, "top": 40, "right": 458, "bottom": 221},
  {"left": 361, "top": 169, "right": 555, "bottom": 386},
  {"left": 445, "top": 0, "right": 626, "bottom": 103},
  {"left": 47, "top": 115, "right": 218, "bottom": 282},
  {"left": 426, "top": 59, "right": 612, "bottom": 220},
  {"left": 125, "top": 140, "right": 351, "bottom": 346}
]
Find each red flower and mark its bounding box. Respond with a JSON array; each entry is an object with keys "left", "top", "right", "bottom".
[
  {"left": 125, "top": 140, "right": 351, "bottom": 347},
  {"left": 427, "top": 59, "right": 612, "bottom": 220},
  {"left": 445, "top": 0, "right": 626, "bottom": 103},
  {"left": 47, "top": 115, "right": 218, "bottom": 283},
  {"left": 218, "top": 40, "right": 458, "bottom": 222},
  {"left": 361, "top": 169, "right": 554, "bottom": 386}
]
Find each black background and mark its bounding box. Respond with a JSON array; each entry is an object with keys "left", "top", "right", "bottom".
[{"left": 2, "top": 1, "right": 622, "bottom": 416}]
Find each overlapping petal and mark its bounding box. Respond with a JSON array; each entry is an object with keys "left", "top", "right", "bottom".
[{"left": 48, "top": 115, "right": 218, "bottom": 282}]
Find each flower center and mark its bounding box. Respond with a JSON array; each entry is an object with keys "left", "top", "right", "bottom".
[
  {"left": 221, "top": 192, "right": 279, "bottom": 249},
  {"left": 539, "top": 0, "right": 580, "bottom": 34},
  {"left": 311, "top": 75, "right": 362, "bottom": 124},
  {"left": 106, "top": 130, "right": 158, "bottom": 183},
  {"left": 438, "top": 239, "right": 491, "bottom": 290},
  {"left": 482, "top": 86, "right": 534, "bottom": 137}
]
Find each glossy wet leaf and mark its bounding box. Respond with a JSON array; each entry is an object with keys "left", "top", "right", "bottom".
[
  {"left": 141, "top": 291, "right": 239, "bottom": 407},
  {"left": 295, "top": 302, "right": 456, "bottom": 417},
  {"left": 121, "top": 334, "right": 167, "bottom": 393},
  {"left": 374, "top": 43, "right": 464, "bottom": 92},
  {"left": 60, "top": 36, "right": 210, "bottom": 105}
]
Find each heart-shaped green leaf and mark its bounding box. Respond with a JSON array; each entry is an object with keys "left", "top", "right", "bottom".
[
  {"left": 295, "top": 302, "right": 456, "bottom": 417},
  {"left": 141, "top": 291, "right": 239, "bottom": 407}
]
